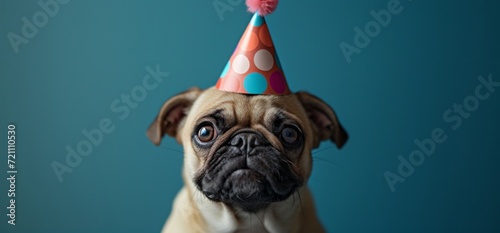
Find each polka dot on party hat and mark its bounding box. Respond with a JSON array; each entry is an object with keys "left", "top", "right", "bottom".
[{"left": 215, "top": 0, "right": 290, "bottom": 95}]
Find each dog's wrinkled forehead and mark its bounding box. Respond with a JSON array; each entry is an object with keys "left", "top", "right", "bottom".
[{"left": 185, "top": 88, "right": 308, "bottom": 132}]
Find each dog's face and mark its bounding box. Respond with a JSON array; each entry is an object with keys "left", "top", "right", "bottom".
[{"left": 147, "top": 87, "right": 347, "bottom": 212}]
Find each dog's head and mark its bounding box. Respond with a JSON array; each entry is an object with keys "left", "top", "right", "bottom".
[{"left": 147, "top": 87, "right": 347, "bottom": 212}]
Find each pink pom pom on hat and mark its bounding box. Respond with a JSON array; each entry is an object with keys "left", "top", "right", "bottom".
[
  {"left": 246, "top": 0, "right": 279, "bottom": 16},
  {"left": 215, "top": 0, "right": 290, "bottom": 95}
]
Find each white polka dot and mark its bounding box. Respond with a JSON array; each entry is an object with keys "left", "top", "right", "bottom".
[
  {"left": 254, "top": 49, "right": 274, "bottom": 71},
  {"left": 232, "top": 55, "right": 250, "bottom": 74}
]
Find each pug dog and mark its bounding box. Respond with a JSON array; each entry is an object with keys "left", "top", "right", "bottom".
[{"left": 147, "top": 87, "right": 348, "bottom": 233}]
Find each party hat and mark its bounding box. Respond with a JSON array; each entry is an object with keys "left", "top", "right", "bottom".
[{"left": 215, "top": 0, "right": 290, "bottom": 95}]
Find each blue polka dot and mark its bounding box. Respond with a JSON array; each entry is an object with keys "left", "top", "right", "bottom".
[
  {"left": 251, "top": 13, "right": 264, "bottom": 27},
  {"left": 220, "top": 61, "right": 230, "bottom": 78},
  {"left": 243, "top": 73, "right": 268, "bottom": 94}
]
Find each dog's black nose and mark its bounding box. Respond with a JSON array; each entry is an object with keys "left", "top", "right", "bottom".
[{"left": 229, "top": 132, "right": 267, "bottom": 155}]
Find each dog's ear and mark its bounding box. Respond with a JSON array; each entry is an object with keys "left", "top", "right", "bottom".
[
  {"left": 147, "top": 87, "right": 203, "bottom": 145},
  {"left": 295, "top": 92, "right": 348, "bottom": 149}
]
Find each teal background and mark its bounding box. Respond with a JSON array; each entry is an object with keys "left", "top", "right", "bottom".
[{"left": 1, "top": 0, "right": 499, "bottom": 232}]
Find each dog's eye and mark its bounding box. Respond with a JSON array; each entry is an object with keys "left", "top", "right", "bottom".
[
  {"left": 281, "top": 127, "right": 299, "bottom": 144},
  {"left": 197, "top": 125, "right": 216, "bottom": 142}
]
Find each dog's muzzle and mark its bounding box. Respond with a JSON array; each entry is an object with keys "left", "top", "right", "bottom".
[{"left": 194, "top": 130, "right": 302, "bottom": 212}]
